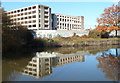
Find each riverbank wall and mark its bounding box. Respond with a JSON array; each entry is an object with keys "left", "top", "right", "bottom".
[{"left": 55, "top": 39, "right": 120, "bottom": 47}]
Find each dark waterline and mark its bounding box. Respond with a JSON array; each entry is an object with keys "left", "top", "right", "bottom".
[{"left": 2, "top": 45, "right": 120, "bottom": 81}]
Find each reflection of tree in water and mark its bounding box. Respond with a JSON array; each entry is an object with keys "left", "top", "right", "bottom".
[
  {"left": 96, "top": 48, "right": 120, "bottom": 81},
  {"left": 2, "top": 52, "right": 35, "bottom": 81}
]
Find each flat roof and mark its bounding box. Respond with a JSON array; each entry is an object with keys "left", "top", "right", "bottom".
[
  {"left": 52, "top": 13, "right": 84, "bottom": 17},
  {"left": 7, "top": 4, "right": 49, "bottom": 13}
]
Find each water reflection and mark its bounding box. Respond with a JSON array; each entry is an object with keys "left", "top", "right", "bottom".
[
  {"left": 21, "top": 52, "right": 85, "bottom": 78},
  {"left": 96, "top": 48, "right": 120, "bottom": 81},
  {"left": 2, "top": 46, "right": 120, "bottom": 81}
]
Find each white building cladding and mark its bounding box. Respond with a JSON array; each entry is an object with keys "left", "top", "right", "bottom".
[
  {"left": 6, "top": 4, "right": 52, "bottom": 30},
  {"left": 52, "top": 13, "right": 84, "bottom": 30}
]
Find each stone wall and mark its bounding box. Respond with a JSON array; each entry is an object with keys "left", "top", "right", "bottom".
[{"left": 59, "top": 39, "right": 120, "bottom": 47}]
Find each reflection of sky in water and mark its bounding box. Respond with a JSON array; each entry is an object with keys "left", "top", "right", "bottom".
[
  {"left": 108, "top": 48, "right": 120, "bottom": 56},
  {"left": 95, "top": 48, "right": 120, "bottom": 57}
]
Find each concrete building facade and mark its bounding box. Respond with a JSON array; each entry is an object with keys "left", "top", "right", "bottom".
[
  {"left": 52, "top": 13, "right": 84, "bottom": 30},
  {"left": 6, "top": 4, "right": 87, "bottom": 38},
  {"left": 6, "top": 4, "right": 52, "bottom": 30},
  {"left": 35, "top": 30, "right": 89, "bottom": 38}
]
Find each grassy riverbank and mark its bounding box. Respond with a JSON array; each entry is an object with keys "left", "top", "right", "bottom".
[{"left": 52, "top": 37, "right": 120, "bottom": 47}]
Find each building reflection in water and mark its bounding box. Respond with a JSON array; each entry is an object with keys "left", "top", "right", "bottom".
[
  {"left": 21, "top": 52, "right": 85, "bottom": 78},
  {"left": 96, "top": 48, "right": 120, "bottom": 81}
]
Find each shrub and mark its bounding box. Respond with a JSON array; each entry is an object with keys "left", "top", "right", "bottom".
[{"left": 89, "top": 29, "right": 101, "bottom": 38}]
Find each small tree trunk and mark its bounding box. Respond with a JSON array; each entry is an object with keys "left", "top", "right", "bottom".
[{"left": 115, "top": 30, "right": 117, "bottom": 37}]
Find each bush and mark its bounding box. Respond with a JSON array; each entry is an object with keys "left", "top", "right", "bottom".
[
  {"left": 89, "top": 29, "right": 110, "bottom": 38},
  {"left": 89, "top": 29, "right": 101, "bottom": 38}
]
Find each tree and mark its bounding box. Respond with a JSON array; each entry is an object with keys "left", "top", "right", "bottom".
[
  {"left": 96, "top": 4, "right": 120, "bottom": 37},
  {"left": 1, "top": 8, "right": 33, "bottom": 52}
]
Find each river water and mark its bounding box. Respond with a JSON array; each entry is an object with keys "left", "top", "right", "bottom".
[{"left": 2, "top": 46, "right": 120, "bottom": 81}]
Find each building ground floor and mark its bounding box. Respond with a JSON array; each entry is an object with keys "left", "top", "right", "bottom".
[{"left": 33, "top": 29, "right": 89, "bottom": 38}]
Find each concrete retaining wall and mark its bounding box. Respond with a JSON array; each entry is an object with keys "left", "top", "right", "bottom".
[{"left": 35, "top": 30, "right": 89, "bottom": 38}]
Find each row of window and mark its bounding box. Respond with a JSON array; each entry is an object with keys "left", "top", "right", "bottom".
[
  {"left": 7, "top": 6, "right": 36, "bottom": 14},
  {"left": 28, "top": 24, "right": 49, "bottom": 28},
  {"left": 58, "top": 18, "right": 81, "bottom": 23},
  {"left": 57, "top": 15, "right": 81, "bottom": 20},
  {"left": 11, "top": 20, "right": 36, "bottom": 25},
  {"left": 8, "top": 11, "right": 36, "bottom": 17},
  {"left": 7, "top": 6, "right": 49, "bottom": 14},
  {"left": 58, "top": 23, "right": 81, "bottom": 27},
  {"left": 11, "top": 19, "right": 48, "bottom": 25},
  {"left": 8, "top": 10, "right": 49, "bottom": 17},
  {"left": 10, "top": 15, "right": 49, "bottom": 21},
  {"left": 10, "top": 15, "right": 36, "bottom": 21}
]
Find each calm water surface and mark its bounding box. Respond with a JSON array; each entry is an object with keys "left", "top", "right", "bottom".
[{"left": 2, "top": 46, "right": 120, "bottom": 81}]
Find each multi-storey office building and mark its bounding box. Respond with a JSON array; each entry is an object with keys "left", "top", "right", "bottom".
[
  {"left": 6, "top": 4, "right": 52, "bottom": 30},
  {"left": 52, "top": 13, "right": 84, "bottom": 30}
]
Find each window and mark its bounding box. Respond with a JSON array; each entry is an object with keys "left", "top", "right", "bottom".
[
  {"left": 28, "top": 7, "right": 31, "bottom": 10},
  {"left": 18, "top": 22, "right": 20, "bottom": 24},
  {"left": 21, "top": 13, "right": 23, "bottom": 15},
  {"left": 25, "top": 12, "right": 27, "bottom": 15},
  {"left": 21, "top": 9, "right": 23, "bottom": 12},
  {"left": 33, "top": 20, "right": 36, "bottom": 23},
  {"left": 21, "top": 22, "right": 23, "bottom": 24},
  {"left": 24, "top": 8, "right": 27, "bottom": 11},
  {"left": 18, "top": 14, "right": 20, "bottom": 16},
  {"left": 33, "top": 6, "right": 36, "bottom": 9},
  {"left": 44, "top": 11, "right": 48, "bottom": 14},
  {"left": 44, "top": 7, "right": 48, "bottom": 9},
  {"left": 29, "top": 12, "right": 31, "bottom": 14},
  {"left": 45, "top": 25, "right": 48, "bottom": 27},
  {"left": 14, "top": 11, "right": 16, "bottom": 13},
  {"left": 45, "top": 21, "right": 48, "bottom": 23},
  {"left": 25, "top": 17, "right": 27, "bottom": 19},
  {"left": 39, "top": 24, "right": 40, "bottom": 27},
  {"left": 25, "top": 21, "right": 27, "bottom": 23},
  {"left": 18, "top": 18, "right": 20, "bottom": 20},
  {"left": 65, "top": 19, "right": 66, "bottom": 22},
  {"left": 29, "top": 25, "right": 31, "bottom": 27},
  {"left": 14, "top": 19, "right": 16, "bottom": 21},
  {"left": 32, "top": 11, "right": 36, "bottom": 13},
  {"left": 8, "top": 12, "right": 10, "bottom": 14},
  {"left": 33, "top": 25, "right": 36, "bottom": 27},
  {"left": 33, "top": 15, "right": 36, "bottom": 18},
  {"left": 29, "top": 16, "right": 31, "bottom": 19},
  {"left": 11, "top": 11, "right": 13, "bottom": 14},
  {"left": 29, "top": 21, "right": 31, "bottom": 23},
  {"left": 21, "top": 18, "right": 23, "bottom": 20}
]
